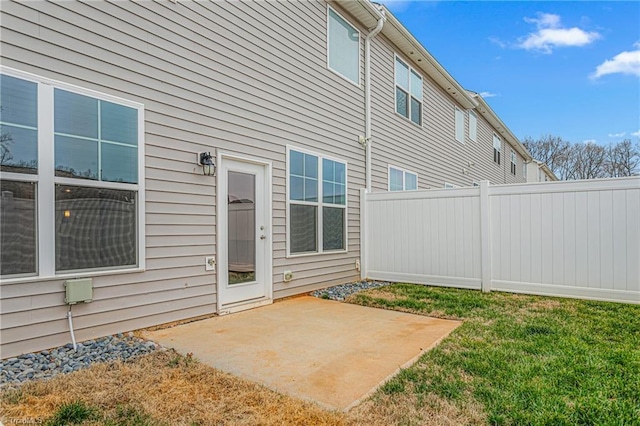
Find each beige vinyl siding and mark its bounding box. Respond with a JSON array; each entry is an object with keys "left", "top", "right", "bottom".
[
  {"left": 369, "top": 35, "right": 514, "bottom": 190},
  {"left": 0, "top": 0, "right": 364, "bottom": 357}
]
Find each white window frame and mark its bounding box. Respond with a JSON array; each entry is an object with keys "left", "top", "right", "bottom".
[
  {"left": 510, "top": 150, "right": 517, "bottom": 175},
  {"left": 387, "top": 165, "right": 418, "bottom": 191},
  {"left": 327, "top": 5, "right": 361, "bottom": 87},
  {"left": 493, "top": 134, "right": 502, "bottom": 165},
  {"left": 286, "top": 145, "right": 348, "bottom": 257},
  {"left": 444, "top": 182, "right": 459, "bottom": 189},
  {"left": 455, "top": 107, "right": 465, "bottom": 144},
  {"left": 0, "top": 66, "right": 145, "bottom": 283},
  {"left": 469, "top": 111, "right": 477, "bottom": 142},
  {"left": 523, "top": 162, "right": 528, "bottom": 179},
  {"left": 394, "top": 55, "right": 423, "bottom": 127}
]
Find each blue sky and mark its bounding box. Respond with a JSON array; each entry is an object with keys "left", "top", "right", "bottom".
[{"left": 379, "top": 1, "right": 640, "bottom": 145}]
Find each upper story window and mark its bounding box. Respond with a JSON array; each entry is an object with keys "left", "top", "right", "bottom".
[
  {"left": 395, "top": 57, "right": 423, "bottom": 126},
  {"left": 388, "top": 166, "right": 418, "bottom": 191},
  {"left": 327, "top": 7, "right": 360, "bottom": 85},
  {"left": 455, "top": 107, "right": 464, "bottom": 143},
  {"left": 510, "top": 151, "right": 517, "bottom": 175},
  {"left": 469, "top": 111, "right": 477, "bottom": 142},
  {"left": 523, "top": 162, "right": 528, "bottom": 179},
  {"left": 0, "top": 68, "right": 144, "bottom": 279},
  {"left": 288, "top": 147, "right": 347, "bottom": 255},
  {"left": 444, "top": 182, "right": 459, "bottom": 189},
  {"left": 493, "top": 134, "right": 501, "bottom": 165}
]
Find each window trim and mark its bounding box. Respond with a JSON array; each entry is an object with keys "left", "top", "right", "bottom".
[
  {"left": 444, "top": 182, "right": 459, "bottom": 189},
  {"left": 326, "top": 5, "right": 361, "bottom": 87},
  {"left": 454, "top": 107, "right": 465, "bottom": 144},
  {"left": 510, "top": 150, "right": 517, "bottom": 175},
  {"left": 394, "top": 54, "right": 423, "bottom": 127},
  {"left": 468, "top": 110, "right": 477, "bottom": 142},
  {"left": 387, "top": 165, "right": 418, "bottom": 191},
  {"left": 0, "top": 66, "right": 145, "bottom": 283},
  {"left": 286, "top": 145, "right": 348, "bottom": 258}
]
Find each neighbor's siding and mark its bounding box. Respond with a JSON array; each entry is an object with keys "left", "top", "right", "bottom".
[
  {"left": 368, "top": 35, "right": 526, "bottom": 189},
  {"left": 0, "top": 0, "right": 364, "bottom": 358}
]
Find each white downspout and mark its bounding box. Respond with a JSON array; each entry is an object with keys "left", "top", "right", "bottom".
[{"left": 365, "top": 8, "right": 385, "bottom": 193}]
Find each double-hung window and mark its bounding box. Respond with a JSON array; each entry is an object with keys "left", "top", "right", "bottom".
[
  {"left": 523, "top": 162, "right": 528, "bottom": 179},
  {"left": 288, "top": 147, "right": 347, "bottom": 255},
  {"left": 327, "top": 6, "right": 360, "bottom": 85},
  {"left": 0, "top": 68, "right": 144, "bottom": 279},
  {"left": 493, "top": 134, "right": 501, "bottom": 165},
  {"left": 388, "top": 166, "right": 418, "bottom": 191},
  {"left": 510, "top": 151, "right": 517, "bottom": 175},
  {"left": 395, "top": 57, "right": 423, "bottom": 125},
  {"left": 468, "top": 111, "right": 477, "bottom": 142}
]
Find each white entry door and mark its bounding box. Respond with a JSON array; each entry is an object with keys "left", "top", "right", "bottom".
[{"left": 218, "top": 156, "right": 271, "bottom": 310}]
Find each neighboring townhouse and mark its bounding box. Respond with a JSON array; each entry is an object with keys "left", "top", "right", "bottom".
[
  {"left": 0, "top": 0, "right": 531, "bottom": 358},
  {"left": 526, "top": 159, "right": 560, "bottom": 182}
]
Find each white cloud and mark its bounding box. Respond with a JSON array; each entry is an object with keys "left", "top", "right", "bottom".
[
  {"left": 632, "top": 131, "right": 640, "bottom": 138},
  {"left": 591, "top": 43, "right": 640, "bottom": 79},
  {"left": 479, "top": 91, "right": 498, "bottom": 98},
  {"left": 583, "top": 139, "right": 597, "bottom": 144},
  {"left": 608, "top": 132, "right": 626, "bottom": 138},
  {"left": 517, "top": 13, "right": 600, "bottom": 54}
]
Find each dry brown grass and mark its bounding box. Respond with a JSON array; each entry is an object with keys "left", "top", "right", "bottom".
[
  {"left": 1, "top": 350, "right": 483, "bottom": 426},
  {"left": 350, "top": 386, "right": 485, "bottom": 426},
  {"left": 1, "top": 350, "right": 348, "bottom": 426}
]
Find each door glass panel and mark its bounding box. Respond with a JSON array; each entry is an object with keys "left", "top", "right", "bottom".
[{"left": 228, "top": 171, "right": 256, "bottom": 285}]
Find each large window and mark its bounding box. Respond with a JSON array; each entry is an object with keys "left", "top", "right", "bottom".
[
  {"left": 395, "top": 57, "right": 423, "bottom": 126},
  {"left": 0, "top": 68, "right": 144, "bottom": 279},
  {"left": 327, "top": 7, "right": 360, "bottom": 85},
  {"left": 288, "top": 147, "right": 347, "bottom": 255},
  {"left": 493, "top": 134, "right": 501, "bottom": 165},
  {"left": 388, "top": 166, "right": 418, "bottom": 191}
]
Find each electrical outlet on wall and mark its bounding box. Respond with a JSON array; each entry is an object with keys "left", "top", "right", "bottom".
[
  {"left": 355, "top": 259, "right": 361, "bottom": 272},
  {"left": 205, "top": 256, "right": 216, "bottom": 271},
  {"left": 283, "top": 270, "right": 293, "bottom": 282}
]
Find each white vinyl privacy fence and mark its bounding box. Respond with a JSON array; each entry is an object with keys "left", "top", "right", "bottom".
[{"left": 360, "top": 177, "right": 640, "bottom": 303}]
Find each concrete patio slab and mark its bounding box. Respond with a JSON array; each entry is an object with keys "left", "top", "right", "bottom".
[{"left": 143, "top": 296, "right": 461, "bottom": 411}]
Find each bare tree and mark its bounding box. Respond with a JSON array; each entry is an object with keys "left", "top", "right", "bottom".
[
  {"left": 568, "top": 142, "right": 608, "bottom": 180},
  {"left": 522, "top": 134, "right": 571, "bottom": 178},
  {"left": 0, "top": 131, "right": 13, "bottom": 165},
  {"left": 606, "top": 139, "right": 640, "bottom": 177}
]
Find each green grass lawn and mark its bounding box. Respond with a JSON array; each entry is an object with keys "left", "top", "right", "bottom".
[{"left": 348, "top": 284, "right": 640, "bottom": 425}]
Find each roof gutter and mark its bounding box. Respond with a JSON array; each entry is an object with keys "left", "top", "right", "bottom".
[{"left": 364, "top": 5, "right": 385, "bottom": 193}]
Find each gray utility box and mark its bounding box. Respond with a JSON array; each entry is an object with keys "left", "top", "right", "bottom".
[{"left": 64, "top": 278, "right": 93, "bottom": 304}]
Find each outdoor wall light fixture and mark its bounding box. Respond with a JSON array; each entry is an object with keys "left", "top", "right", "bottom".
[{"left": 198, "top": 152, "right": 216, "bottom": 176}]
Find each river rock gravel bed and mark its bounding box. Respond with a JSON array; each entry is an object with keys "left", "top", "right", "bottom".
[
  {"left": 1, "top": 333, "right": 159, "bottom": 388},
  {"left": 311, "top": 280, "right": 392, "bottom": 301}
]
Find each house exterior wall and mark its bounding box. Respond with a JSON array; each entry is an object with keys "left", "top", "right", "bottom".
[
  {"left": 1, "top": 0, "right": 531, "bottom": 358},
  {"left": 0, "top": 0, "right": 366, "bottom": 358},
  {"left": 368, "top": 35, "right": 527, "bottom": 191}
]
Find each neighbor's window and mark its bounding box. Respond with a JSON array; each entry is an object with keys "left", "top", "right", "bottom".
[
  {"left": 444, "top": 182, "right": 459, "bottom": 189},
  {"left": 469, "top": 111, "right": 477, "bottom": 142},
  {"left": 328, "top": 7, "right": 360, "bottom": 85},
  {"left": 288, "top": 148, "right": 347, "bottom": 254},
  {"left": 389, "top": 166, "right": 418, "bottom": 191},
  {"left": 0, "top": 68, "right": 144, "bottom": 279},
  {"left": 455, "top": 107, "right": 464, "bottom": 143},
  {"left": 523, "top": 162, "right": 528, "bottom": 179},
  {"left": 510, "top": 151, "right": 517, "bottom": 175},
  {"left": 493, "top": 134, "right": 501, "bottom": 165},
  {"left": 395, "top": 57, "right": 423, "bottom": 125}
]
